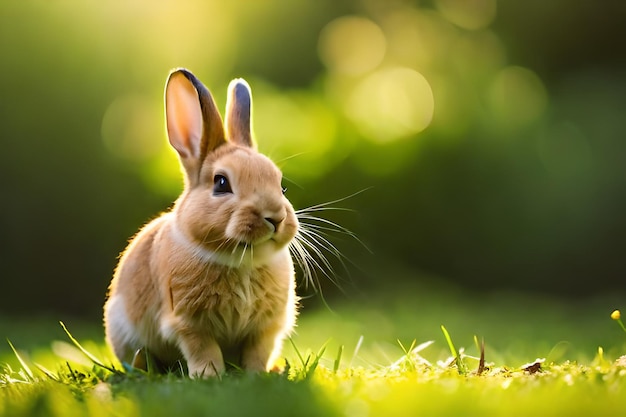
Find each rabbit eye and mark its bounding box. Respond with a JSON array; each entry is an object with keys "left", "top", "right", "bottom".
[{"left": 213, "top": 175, "right": 232, "bottom": 195}]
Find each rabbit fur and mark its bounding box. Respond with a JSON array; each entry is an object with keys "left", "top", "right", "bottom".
[{"left": 103, "top": 69, "right": 299, "bottom": 377}]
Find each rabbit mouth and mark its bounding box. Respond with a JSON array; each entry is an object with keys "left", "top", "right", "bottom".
[
  {"left": 234, "top": 233, "right": 276, "bottom": 249},
  {"left": 229, "top": 223, "right": 279, "bottom": 248},
  {"left": 197, "top": 233, "right": 275, "bottom": 255},
  {"left": 206, "top": 235, "right": 285, "bottom": 267}
]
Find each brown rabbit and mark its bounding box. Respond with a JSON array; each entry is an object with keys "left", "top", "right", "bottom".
[{"left": 103, "top": 69, "right": 299, "bottom": 377}]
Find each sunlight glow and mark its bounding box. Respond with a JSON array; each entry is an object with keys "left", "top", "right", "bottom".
[
  {"left": 383, "top": 9, "right": 457, "bottom": 70},
  {"left": 346, "top": 67, "right": 435, "bottom": 143},
  {"left": 318, "top": 16, "right": 387, "bottom": 76},
  {"left": 90, "top": 1, "right": 236, "bottom": 82},
  {"left": 101, "top": 95, "right": 162, "bottom": 161},
  {"left": 253, "top": 86, "right": 339, "bottom": 179},
  {"left": 102, "top": 94, "right": 184, "bottom": 197}
]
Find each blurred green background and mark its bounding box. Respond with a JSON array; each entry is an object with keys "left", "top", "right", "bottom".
[{"left": 0, "top": 0, "right": 625, "bottom": 322}]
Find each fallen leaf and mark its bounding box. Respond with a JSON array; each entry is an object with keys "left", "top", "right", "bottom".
[{"left": 521, "top": 358, "right": 545, "bottom": 374}]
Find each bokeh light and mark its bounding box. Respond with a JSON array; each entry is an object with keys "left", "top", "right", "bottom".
[
  {"left": 318, "top": 16, "right": 387, "bottom": 76},
  {"left": 101, "top": 95, "right": 162, "bottom": 162},
  {"left": 345, "top": 67, "right": 435, "bottom": 143},
  {"left": 2, "top": 0, "right": 625, "bottom": 319},
  {"left": 253, "top": 85, "right": 340, "bottom": 180},
  {"left": 435, "top": 0, "right": 497, "bottom": 30},
  {"left": 487, "top": 66, "right": 548, "bottom": 132},
  {"left": 101, "top": 93, "right": 186, "bottom": 196},
  {"left": 383, "top": 8, "right": 457, "bottom": 70},
  {"left": 449, "top": 30, "right": 505, "bottom": 81}
]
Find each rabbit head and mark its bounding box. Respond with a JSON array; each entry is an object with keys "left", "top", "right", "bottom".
[{"left": 164, "top": 69, "right": 298, "bottom": 266}]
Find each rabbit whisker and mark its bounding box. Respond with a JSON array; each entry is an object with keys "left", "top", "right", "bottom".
[
  {"left": 289, "top": 190, "right": 370, "bottom": 301},
  {"left": 295, "top": 227, "right": 343, "bottom": 291},
  {"left": 289, "top": 238, "right": 319, "bottom": 292},
  {"left": 294, "top": 188, "right": 371, "bottom": 214},
  {"left": 237, "top": 242, "right": 249, "bottom": 267},
  {"left": 296, "top": 215, "right": 370, "bottom": 253},
  {"left": 211, "top": 238, "right": 230, "bottom": 254}
]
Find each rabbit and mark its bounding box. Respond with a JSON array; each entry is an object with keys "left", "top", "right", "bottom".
[{"left": 103, "top": 68, "right": 299, "bottom": 377}]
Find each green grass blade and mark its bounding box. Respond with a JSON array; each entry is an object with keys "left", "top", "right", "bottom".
[
  {"left": 307, "top": 344, "right": 327, "bottom": 378},
  {"left": 59, "top": 321, "right": 118, "bottom": 374},
  {"left": 333, "top": 345, "right": 344, "bottom": 373},
  {"left": 397, "top": 339, "right": 408, "bottom": 355},
  {"left": 396, "top": 339, "right": 416, "bottom": 371},
  {"left": 441, "top": 325, "right": 468, "bottom": 375},
  {"left": 288, "top": 337, "right": 307, "bottom": 368},
  {"left": 440, "top": 325, "right": 456, "bottom": 358},
  {"left": 34, "top": 363, "right": 59, "bottom": 381},
  {"left": 316, "top": 342, "right": 328, "bottom": 362},
  {"left": 7, "top": 339, "right": 34, "bottom": 381},
  {"left": 288, "top": 338, "right": 328, "bottom": 379}
]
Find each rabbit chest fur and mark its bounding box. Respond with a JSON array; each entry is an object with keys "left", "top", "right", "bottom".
[
  {"left": 160, "top": 214, "right": 296, "bottom": 344},
  {"left": 106, "top": 213, "right": 297, "bottom": 369}
]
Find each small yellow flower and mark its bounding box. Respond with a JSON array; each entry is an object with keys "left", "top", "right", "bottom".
[{"left": 611, "top": 310, "right": 621, "bottom": 320}]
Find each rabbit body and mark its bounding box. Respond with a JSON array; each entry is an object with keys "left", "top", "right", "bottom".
[{"left": 104, "top": 69, "right": 299, "bottom": 377}]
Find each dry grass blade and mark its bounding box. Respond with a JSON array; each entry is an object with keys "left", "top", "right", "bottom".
[{"left": 477, "top": 337, "right": 485, "bottom": 375}]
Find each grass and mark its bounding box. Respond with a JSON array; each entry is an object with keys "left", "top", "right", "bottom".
[{"left": 1, "top": 283, "right": 625, "bottom": 417}]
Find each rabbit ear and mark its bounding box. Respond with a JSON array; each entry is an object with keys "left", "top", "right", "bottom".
[
  {"left": 165, "top": 69, "right": 226, "bottom": 163},
  {"left": 225, "top": 78, "right": 255, "bottom": 149}
]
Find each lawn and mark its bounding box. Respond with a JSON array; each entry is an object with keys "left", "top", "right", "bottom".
[{"left": 1, "top": 281, "right": 625, "bottom": 417}]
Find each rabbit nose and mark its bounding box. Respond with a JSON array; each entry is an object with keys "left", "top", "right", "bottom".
[{"left": 264, "top": 215, "right": 284, "bottom": 232}]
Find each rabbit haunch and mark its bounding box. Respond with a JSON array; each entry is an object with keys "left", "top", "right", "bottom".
[{"left": 103, "top": 69, "right": 299, "bottom": 377}]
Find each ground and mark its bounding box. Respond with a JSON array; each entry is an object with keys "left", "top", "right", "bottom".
[{"left": 1, "top": 283, "right": 625, "bottom": 416}]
